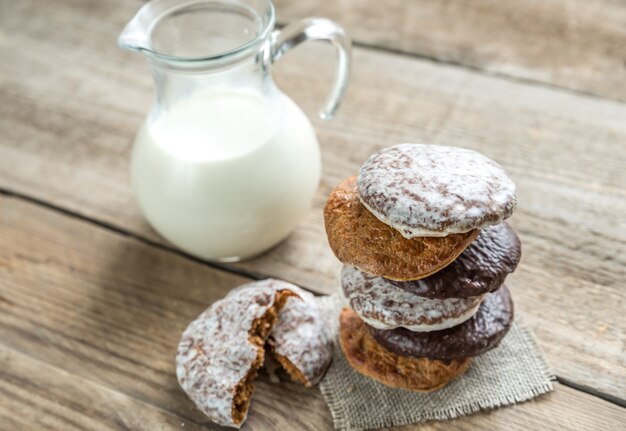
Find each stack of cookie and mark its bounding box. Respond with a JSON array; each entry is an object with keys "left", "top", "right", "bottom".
[{"left": 324, "top": 144, "right": 521, "bottom": 391}]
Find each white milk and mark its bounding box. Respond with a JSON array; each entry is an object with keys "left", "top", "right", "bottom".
[{"left": 131, "top": 88, "right": 321, "bottom": 260}]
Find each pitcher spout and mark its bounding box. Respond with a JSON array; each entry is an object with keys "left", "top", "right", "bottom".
[{"left": 117, "top": 0, "right": 160, "bottom": 53}]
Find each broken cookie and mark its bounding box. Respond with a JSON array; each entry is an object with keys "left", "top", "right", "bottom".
[{"left": 176, "top": 279, "right": 332, "bottom": 428}]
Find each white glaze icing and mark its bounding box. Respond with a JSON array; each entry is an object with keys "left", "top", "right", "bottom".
[
  {"left": 227, "top": 281, "right": 333, "bottom": 385},
  {"left": 357, "top": 144, "right": 517, "bottom": 238},
  {"left": 340, "top": 266, "right": 485, "bottom": 332},
  {"left": 176, "top": 281, "right": 278, "bottom": 428},
  {"left": 268, "top": 284, "right": 333, "bottom": 386}
]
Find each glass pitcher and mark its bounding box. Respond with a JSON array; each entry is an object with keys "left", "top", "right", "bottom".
[{"left": 118, "top": 0, "right": 350, "bottom": 261}]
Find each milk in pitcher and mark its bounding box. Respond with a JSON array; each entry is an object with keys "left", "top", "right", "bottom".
[{"left": 132, "top": 88, "right": 320, "bottom": 260}]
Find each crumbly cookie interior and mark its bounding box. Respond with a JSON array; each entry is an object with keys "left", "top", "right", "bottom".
[
  {"left": 231, "top": 290, "right": 295, "bottom": 425},
  {"left": 270, "top": 349, "right": 310, "bottom": 387}
]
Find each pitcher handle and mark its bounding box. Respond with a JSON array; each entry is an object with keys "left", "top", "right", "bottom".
[{"left": 270, "top": 18, "right": 351, "bottom": 120}]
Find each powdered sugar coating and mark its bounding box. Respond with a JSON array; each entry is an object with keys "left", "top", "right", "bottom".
[
  {"left": 358, "top": 144, "right": 517, "bottom": 238},
  {"left": 176, "top": 281, "right": 278, "bottom": 428},
  {"left": 341, "top": 266, "right": 485, "bottom": 332},
  {"left": 228, "top": 281, "right": 333, "bottom": 386},
  {"left": 269, "top": 284, "right": 333, "bottom": 386}
]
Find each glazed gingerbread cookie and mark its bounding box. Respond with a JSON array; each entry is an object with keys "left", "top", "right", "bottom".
[
  {"left": 370, "top": 285, "right": 514, "bottom": 360},
  {"left": 339, "top": 307, "right": 470, "bottom": 392},
  {"left": 387, "top": 222, "right": 521, "bottom": 299},
  {"left": 341, "top": 265, "right": 485, "bottom": 332},
  {"left": 324, "top": 176, "right": 478, "bottom": 280},
  {"left": 358, "top": 144, "right": 517, "bottom": 237},
  {"left": 177, "top": 280, "right": 332, "bottom": 428}
]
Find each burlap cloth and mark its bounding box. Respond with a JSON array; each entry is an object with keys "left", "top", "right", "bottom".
[{"left": 315, "top": 295, "right": 555, "bottom": 431}]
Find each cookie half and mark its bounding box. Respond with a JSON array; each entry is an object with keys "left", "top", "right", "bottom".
[
  {"left": 225, "top": 280, "right": 334, "bottom": 387},
  {"left": 387, "top": 223, "right": 521, "bottom": 299},
  {"left": 267, "top": 284, "right": 333, "bottom": 387},
  {"left": 324, "top": 176, "right": 479, "bottom": 280},
  {"left": 370, "top": 285, "right": 514, "bottom": 360},
  {"left": 176, "top": 280, "right": 295, "bottom": 428},
  {"left": 358, "top": 144, "right": 517, "bottom": 238},
  {"left": 339, "top": 307, "right": 470, "bottom": 392},
  {"left": 341, "top": 265, "right": 484, "bottom": 331}
]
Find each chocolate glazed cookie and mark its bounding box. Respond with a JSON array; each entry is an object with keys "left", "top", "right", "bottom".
[
  {"left": 369, "top": 285, "right": 514, "bottom": 360},
  {"left": 339, "top": 308, "right": 471, "bottom": 392},
  {"left": 387, "top": 223, "right": 521, "bottom": 299}
]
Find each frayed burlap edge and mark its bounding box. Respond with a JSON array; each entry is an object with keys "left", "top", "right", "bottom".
[{"left": 316, "top": 296, "right": 556, "bottom": 431}]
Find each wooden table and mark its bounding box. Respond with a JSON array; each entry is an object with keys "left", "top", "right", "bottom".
[{"left": 1, "top": 0, "right": 625, "bottom": 429}]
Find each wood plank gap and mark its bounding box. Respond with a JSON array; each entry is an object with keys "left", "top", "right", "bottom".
[
  {"left": 557, "top": 377, "right": 626, "bottom": 409},
  {"left": 0, "top": 187, "right": 266, "bottom": 278},
  {"left": 342, "top": 38, "right": 626, "bottom": 106},
  {"left": 272, "top": 21, "right": 626, "bottom": 106},
  {"left": 0, "top": 187, "right": 325, "bottom": 296},
  {"left": 276, "top": 22, "right": 626, "bottom": 103},
  {"left": 3, "top": 186, "right": 625, "bottom": 409}
]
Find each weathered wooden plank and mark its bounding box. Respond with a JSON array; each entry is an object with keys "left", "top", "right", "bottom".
[
  {"left": 0, "top": 0, "right": 625, "bottom": 399},
  {"left": 2, "top": 195, "right": 625, "bottom": 431},
  {"left": 0, "top": 346, "right": 209, "bottom": 431},
  {"left": 0, "top": 194, "right": 333, "bottom": 430},
  {"left": 3, "top": 349, "right": 626, "bottom": 431},
  {"left": 387, "top": 385, "right": 626, "bottom": 431},
  {"left": 274, "top": 0, "right": 626, "bottom": 102}
]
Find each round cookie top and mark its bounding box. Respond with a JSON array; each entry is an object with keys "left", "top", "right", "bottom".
[
  {"left": 341, "top": 265, "right": 484, "bottom": 332},
  {"left": 324, "top": 176, "right": 479, "bottom": 280},
  {"left": 339, "top": 307, "right": 470, "bottom": 392},
  {"left": 387, "top": 223, "right": 521, "bottom": 299},
  {"left": 369, "top": 285, "right": 514, "bottom": 360},
  {"left": 358, "top": 144, "right": 517, "bottom": 238},
  {"left": 176, "top": 280, "right": 284, "bottom": 428}
]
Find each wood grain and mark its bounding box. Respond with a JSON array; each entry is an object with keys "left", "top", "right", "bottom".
[
  {"left": 274, "top": 0, "right": 626, "bottom": 102},
  {"left": 0, "top": 346, "right": 210, "bottom": 431},
  {"left": 1, "top": 0, "right": 625, "bottom": 399},
  {"left": 0, "top": 194, "right": 333, "bottom": 430},
  {"left": 2, "top": 195, "right": 625, "bottom": 430},
  {"left": 3, "top": 349, "right": 625, "bottom": 431}
]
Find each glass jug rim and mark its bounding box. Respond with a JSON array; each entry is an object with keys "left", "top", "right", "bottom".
[{"left": 119, "top": 0, "right": 276, "bottom": 66}]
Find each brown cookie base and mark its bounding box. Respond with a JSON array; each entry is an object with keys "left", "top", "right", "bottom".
[
  {"left": 339, "top": 307, "right": 470, "bottom": 392},
  {"left": 324, "top": 176, "right": 479, "bottom": 281}
]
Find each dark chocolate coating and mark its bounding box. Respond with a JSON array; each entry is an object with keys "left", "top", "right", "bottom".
[
  {"left": 387, "top": 223, "right": 521, "bottom": 299},
  {"left": 369, "top": 285, "right": 514, "bottom": 360}
]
